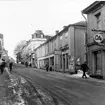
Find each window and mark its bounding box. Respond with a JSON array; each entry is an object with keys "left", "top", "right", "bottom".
[
  {"left": 60, "top": 36, "right": 62, "bottom": 40},
  {"left": 94, "top": 51, "right": 102, "bottom": 74},
  {"left": 60, "top": 55, "right": 62, "bottom": 69},
  {"left": 65, "top": 31, "right": 68, "bottom": 39},
  {"left": 95, "top": 12, "right": 101, "bottom": 29},
  {"left": 66, "top": 53, "right": 68, "bottom": 69}
]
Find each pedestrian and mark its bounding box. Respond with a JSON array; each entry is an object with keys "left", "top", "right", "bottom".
[
  {"left": 9, "top": 61, "right": 13, "bottom": 72},
  {"left": 81, "top": 61, "right": 89, "bottom": 79},
  {"left": 0, "top": 55, "right": 3, "bottom": 74},
  {"left": 1, "top": 59, "right": 6, "bottom": 74},
  {"left": 25, "top": 62, "right": 28, "bottom": 67},
  {"left": 49, "top": 66, "right": 52, "bottom": 71},
  {"left": 29, "top": 61, "right": 32, "bottom": 67},
  {"left": 45, "top": 64, "right": 49, "bottom": 72}
]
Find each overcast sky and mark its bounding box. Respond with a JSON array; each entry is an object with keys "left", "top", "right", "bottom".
[{"left": 0, "top": 0, "right": 96, "bottom": 59}]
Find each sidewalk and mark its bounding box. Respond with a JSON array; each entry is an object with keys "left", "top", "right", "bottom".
[
  {"left": 0, "top": 73, "right": 9, "bottom": 98},
  {"left": 0, "top": 70, "right": 56, "bottom": 105},
  {"left": 34, "top": 68, "right": 105, "bottom": 83}
]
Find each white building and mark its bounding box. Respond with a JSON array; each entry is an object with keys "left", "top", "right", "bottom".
[{"left": 21, "top": 30, "right": 47, "bottom": 65}]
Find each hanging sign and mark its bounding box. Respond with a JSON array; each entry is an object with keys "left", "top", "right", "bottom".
[{"left": 93, "top": 34, "right": 103, "bottom": 43}]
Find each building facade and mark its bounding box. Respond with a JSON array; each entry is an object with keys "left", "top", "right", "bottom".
[
  {"left": 34, "top": 32, "right": 59, "bottom": 70},
  {"left": 21, "top": 30, "right": 47, "bottom": 66},
  {"left": 82, "top": 1, "right": 105, "bottom": 78},
  {"left": 34, "top": 21, "right": 86, "bottom": 73},
  {"left": 68, "top": 22, "right": 86, "bottom": 73},
  {"left": 0, "top": 33, "right": 4, "bottom": 54}
]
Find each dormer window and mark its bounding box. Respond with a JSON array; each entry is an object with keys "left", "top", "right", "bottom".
[{"left": 95, "top": 12, "right": 101, "bottom": 29}]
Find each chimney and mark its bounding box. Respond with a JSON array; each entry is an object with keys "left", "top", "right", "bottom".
[
  {"left": 32, "top": 34, "right": 34, "bottom": 39},
  {"left": 55, "top": 30, "right": 59, "bottom": 35},
  {"left": 63, "top": 26, "right": 67, "bottom": 29}
]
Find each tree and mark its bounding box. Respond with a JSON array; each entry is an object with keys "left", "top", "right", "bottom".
[{"left": 14, "top": 40, "right": 27, "bottom": 61}]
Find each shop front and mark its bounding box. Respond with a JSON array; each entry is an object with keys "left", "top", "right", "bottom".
[
  {"left": 60, "top": 50, "right": 69, "bottom": 72},
  {"left": 88, "top": 33, "right": 105, "bottom": 78},
  {"left": 89, "top": 49, "right": 105, "bottom": 78}
]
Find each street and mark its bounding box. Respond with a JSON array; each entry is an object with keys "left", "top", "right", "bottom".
[{"left": 14, "top": 65, "right": 105, "bottom": 105}]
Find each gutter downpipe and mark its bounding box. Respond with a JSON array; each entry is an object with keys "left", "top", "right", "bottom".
[
  {"left": 74, "top": 25, "right": 76, "bottom": 73},
  {"left": 82, "top": 12, "right": 88, "bottom": 64}
]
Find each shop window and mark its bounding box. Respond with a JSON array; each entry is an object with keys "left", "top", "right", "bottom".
[
  {"left": 63, "top": 54, "right": 65, "bottom": 69},
  {"left": 66, "top": 53, "right": 68, "bottom": 69},
  {"left": 60, "top": 55, "right": 62, "bottom": 69},
  {"left": 95, "top": 51, "right": 102, "bottom": 75}
]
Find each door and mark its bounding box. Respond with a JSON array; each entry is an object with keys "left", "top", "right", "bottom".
[
  {"left": 63, "top": 54, "right": 65, "bottom": 72},
  {"left": 94, "top": 50, "right": 102, "bottom": 75}
]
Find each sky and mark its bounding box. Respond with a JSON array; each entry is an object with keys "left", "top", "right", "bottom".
[{"left": 0, "top": 0, "right": 96, "bottom": 59}]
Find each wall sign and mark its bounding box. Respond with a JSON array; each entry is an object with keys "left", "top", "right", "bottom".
[{"left": 93, "top": 34, "right": 103, "bottom": 43}]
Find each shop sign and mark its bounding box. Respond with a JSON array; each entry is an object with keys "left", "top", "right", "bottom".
[
  {"left": 93, "top": 34, "right": 103, "bottom": 43},
  {"left": 54, "top": 50, "right": 62, "bottom": 55},
  {"left": 69, "top": 62, "right": 74, "bottom": 69}
]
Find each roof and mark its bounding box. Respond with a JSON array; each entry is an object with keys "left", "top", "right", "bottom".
[
  {"left": 70, "top": 21, "right": 86, "bottom": 27},
  {"left": 34, "top": 21, "right": 86, "bottom": 51},
  {"left": 82, "top": 1, "right": 105, "bottom": 14},
  {"left": 57, "top": 21, "right": 86, "bottom": 37}
]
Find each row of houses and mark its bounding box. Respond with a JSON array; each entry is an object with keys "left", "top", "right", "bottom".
[
  {"left": 34, "top": 21, "right": 86, "bottom": 73},
  {"left": 20, "top": 21, "right": 86, "bottom": 73},
  {"left": 20, "top": 1, "right": 105, "bottom": 78}
]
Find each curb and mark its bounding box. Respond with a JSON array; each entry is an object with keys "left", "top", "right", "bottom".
[{"left": 33, "top": 68, "right": 105, "bottom": 84}]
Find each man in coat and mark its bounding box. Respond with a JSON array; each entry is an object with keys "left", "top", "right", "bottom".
[
  {"left": 81, "top": 62, "right": 89, "bottom": 78},
  {"left": 9, "top": 61, "right": 13, "bottom": 72},
  {"left": 0, "top": 59, "right": 6, "bottom": 74}
]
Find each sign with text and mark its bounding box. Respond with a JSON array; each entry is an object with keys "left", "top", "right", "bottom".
[
  {"left": 54, "top": 50, "right": 62, "bottom": 55},
  {"left": 93, "top": 34, "right": 103, "bottom": 43}
]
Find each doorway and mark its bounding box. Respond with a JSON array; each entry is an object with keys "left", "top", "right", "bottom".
[{"left": 94, "top": 50, "right": 102, "bottom": 75}]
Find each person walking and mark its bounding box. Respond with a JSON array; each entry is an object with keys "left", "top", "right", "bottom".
[
  {"left": 0, "top": 59, "right": 6, "bottom": 74},
  {"left": 0, "top": 55, "right": 3, "bottom": 74},
  {"left": 45, "top": 64, "right": 49, "bottom": 72},
  {"left": 81, "top": 62, "right": 89, "bottom": 79},
  {"left": 25, "top": 62, "right": 28, "bottom": 67},
  {"left": 9, "top": 61, "right": 13, "bottom": 72}
]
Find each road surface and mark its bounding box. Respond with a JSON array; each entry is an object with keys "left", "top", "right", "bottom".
[{"left": 13, "top": 65, "right": 105, "bottom": 105}]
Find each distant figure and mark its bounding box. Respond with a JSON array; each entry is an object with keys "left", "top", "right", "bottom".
[
  {"left": 45, "top": 64, "right": 49, "bottom": 72},
  {"left": 0, "top": 55, "right": 3, "bottom": 74},
  {"left": 25, "top": 62, "right": 28, "bottom": 67},
  {"left": 1, "top": 59, "right": 6, "bottom": 74},
  {"left": 49, "top": 66, "right": 52, "bottom": 71},
  {"left": 9, "top": 61, "right": 13, "bottom": 72},
  {"left": 29, "top": 61, "right": 32, "bottom": 67},
  {"left": 81, "top": 62, "right": 89, "bottom": 79}
]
